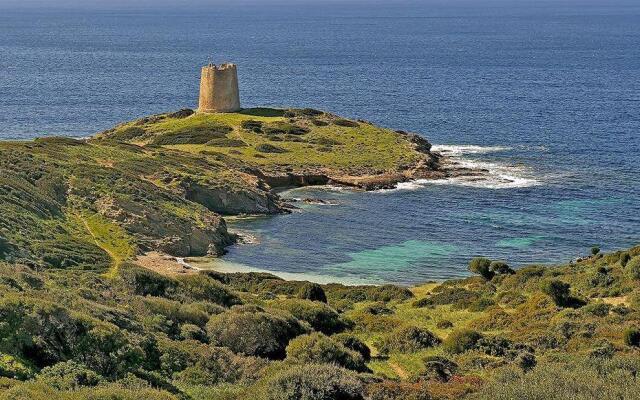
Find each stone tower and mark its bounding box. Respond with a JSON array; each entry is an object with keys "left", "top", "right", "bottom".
[{"left": 198, "top": 63, "right": 241, "bottom": 113}]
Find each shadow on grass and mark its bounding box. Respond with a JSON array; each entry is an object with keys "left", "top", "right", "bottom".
[{"left": 239, "top": 108, "right": 285, "bottom": 117}]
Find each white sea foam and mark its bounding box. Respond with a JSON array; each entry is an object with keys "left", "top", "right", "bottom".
[
  {"left": 432, "top": 144, "right": 512, "bottom": 156},
  {"left": 379, "top": 144, "right": 541, "bottom": 192}
]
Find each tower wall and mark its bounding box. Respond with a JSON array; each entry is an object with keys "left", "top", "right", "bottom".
[{"left": 198, "top": 63, "right": 241, "bottom": 113}]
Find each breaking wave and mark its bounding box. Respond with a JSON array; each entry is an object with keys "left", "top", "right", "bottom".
[{"left": 379, "top": 144, "right": 541, "bottom": 192}]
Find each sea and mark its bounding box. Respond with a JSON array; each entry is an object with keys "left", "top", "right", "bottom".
[{"left": 1, "top": 0, "right": 639, "bottom": 285}]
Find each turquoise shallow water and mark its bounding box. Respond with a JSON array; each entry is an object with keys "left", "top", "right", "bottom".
[{"left": 1, "top": 1, "right": 639, "bottom": 284}]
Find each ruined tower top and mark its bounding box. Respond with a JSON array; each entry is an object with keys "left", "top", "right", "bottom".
[{"left": 198, "top": 63, "right": 241, "bottom": 113}]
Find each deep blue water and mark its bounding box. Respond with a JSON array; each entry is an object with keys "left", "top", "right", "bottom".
[{"left": 1, "top": 1, "right": 639, "bottom": 284}]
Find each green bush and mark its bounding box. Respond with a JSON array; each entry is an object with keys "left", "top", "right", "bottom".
[
  {"left": 620, "top": 252, "right": 631, "bottom": 267},
  {"left": 473, "top": 358, "right": 640, "bottom": 400},
  {"left": 365, "top": 381, "right": 431, "bottom": 400},
  {"left": 256, "top": 143, "right": 288, "bottom": 153},
  {"left": 271, "top": 299, "right": 346, "bottom": 334},
  {"left": 442, "top": 329, "right": 483, "bottom": 354},
  {"left": 422, "top": 355, "right": 458, "bottom": 382},
  {"left": 623, "top": 328, "right": 640, "bottom": 347},
  {"left": 35, "top": 361, "right": 103, "bottom": 390},
  {"left": 591, "top": 246, "right": 601, "bottom": 256},
  {"left": 253, "top": 363, "right": 364, "bottom": 400},
  {"left": 285, "top": 333, "right": 368, "bottom": 372},
  {"left": 333, "top": 119, "right": 359, "bottom": 127},
  {"left": 332, "top": 333, "right": 371, "bottom": 361},
  {"left": 179, "top": 324, "right": 208, "bottom": 342},
  {"left": 263, "top": 122, "right": 309, "bottom": 136},
  {"left": 107, "top": 126, "right": 147, "bottom": 142},
  {"left": 207, "top": 306, "right": 308, "bottom": 359},
  {"left": 0, "top": 354, "right": 34, "bottom": 380},
  {"left": 379, "top": 325, "right": 440, "bottom": 354},
  {"left": 241, "top": 120, "right": 264, "bottom": 132},
  {"left": 627, "top": 257, "right": 640, "bottom": 280},
  {"left": 413, "top": 287, "right": 479, "bottom": 309},
  {"left": 515, "top": 352, "right": 537, "bottom": 371},
  {"left": 436, "top": 320, "right": 454, "bottom": 329},
  {"left": 583, "top": 302, "right": 610, "bottom": 317},
  {"left": 119, "top": 264, "right": 177, "bottom": 297},
  {"left": 489, "top": 261, "right": 514, "bottom": 275},
  {"left": 297, "top": 283, "right": 327, "bottom": 303},
  {"left": 151, "top": 124, "right": 232, "bottom": 145},
  {"left": 206, "top": 138, "right": 247, "bottom": 147},
  {"left": 541, "top": 280, "right": 571, "bottom": 307},
  {"left": 468, "top": 257, "right": 494, "bottom": 280},
  {"left": 176, "top": 274, "right": 240, "bottom": 307}
]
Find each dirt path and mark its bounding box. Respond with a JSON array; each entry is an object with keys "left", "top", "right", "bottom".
[
  {"left": 389, "top": 362, "right": 410, "bottom": 380},
  {"left": 80, "top": 216, "right": 120, "bottom": 278}
]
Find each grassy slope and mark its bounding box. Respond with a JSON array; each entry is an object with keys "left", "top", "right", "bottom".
[{"left": 98, "top": 108, "right": 424, "bottom": 175}]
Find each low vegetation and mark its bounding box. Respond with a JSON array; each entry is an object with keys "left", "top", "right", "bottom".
[{"left": 0, "top": 245, "right": 637, "bottom": 399}]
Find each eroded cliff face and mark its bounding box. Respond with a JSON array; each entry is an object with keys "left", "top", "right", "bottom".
[{"left": 180, "top": 177, "right": 283, "bottom": 216}]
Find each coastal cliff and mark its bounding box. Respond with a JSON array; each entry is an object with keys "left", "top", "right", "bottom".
[{"left": 0, "top": 108, "right": 445, "bottom": 271}]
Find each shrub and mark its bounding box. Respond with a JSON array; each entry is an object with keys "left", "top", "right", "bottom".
[
  {"left": 468, "top": 257, "right": 494, "bottom": 280},
  {"left": 297, "top": 283, "right": 327, "bottom": 303},
  {"left": 35, "top": 361, "right": 103, "bottom": 390},
  {"left": 106, "top": 126, "right": 147, "bottom": 141},
  {"left": 206, "top": 138, "right": 247, "bottom": 147},
  {"left": 380, "top": 325, "right": 441, "bottom": 354},
  {"left": 151, "top": 124, "right": 232, "bottom": 145},
  {"left": 467, "top": 297, "right": 496, "bottom": 312},
  {"left": 475, "top": 336, "right": 517, "bottom": 357},
  {"left": 207, "top": 306, "right": 308, "bottom": 359},
  {"left": 263, "top": 122, "right": 309, "bottom": 136},
  {"left": 422, "top": 355, "right": 458, "bottom": 382},
  {"left": 241, "top": 120, "right": 264, "bottom": 132},
  {"left": 591, "top": 246, "right": 601, "bottom": 256},
  {"left": 271, "top": 299, "right": 346, "bottom": 334},
  {"left": 413, "top": 287, "right": 479, "bottom": 309},
  {"left": 179, "top": 324, "right": 208, "bottom": 342},
  {"left": 623, "top": 328, "right": 640, "bottom": 347},
  {"left": 515, "top": 352, "right": 537, "bottom": 371},
  {"left": 0, "top": 354, "right": 34, "bottom": 380},
  {"left": 176, "top": 274, "right": 240, "bottom": 307},
  {"left": 436, "top": 320, "right": 454, "bottom": 329},
  {"left": 256, "top": 143, "right": 288, "bottom": 153},
  {"left": 285, "top": 333, "right": 368, "bottom": 372},
  {"left": 620, "top": 252, "right": 631, "bottom": 267},
  {"left": 541, "top": 280, "right": 571, "bottom": 307},
  {"left": 363, "top": 302, "right": 394, "bottom": 315},
  {"left": 167, "top": 109, "right": 194, "bottom": 119},
  {"left": 119, "top": 264, "right": 177, "bottom": 297},
  {"left": 254, "top": 363, "right": 364, "bottom": 400},
  {"left": 334, "top": 119, "right": 360, "bottom": 127},
  {"left": 489, "top": 261, "right": 514, "bottom": 275},
  {"left": 367, "top": 285, "right": 413, "bottom": 302},
  {"left": 365, "top": 381, "right": 431, "bottom": 400},
  {"left": 332, "top": 333, "right": 371, "bottom": 361},
  {"left": 583, "top": 302, "right": 610, "bottom": 317},
  {"left": 443, "top": 329, "right": 483, "bottom": 354},
  {"left": 627, "top": 257, "right": 640, "bottom": 280},
  {"left": 311, "top": 119, "right": 329, "bottom": 126}
]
